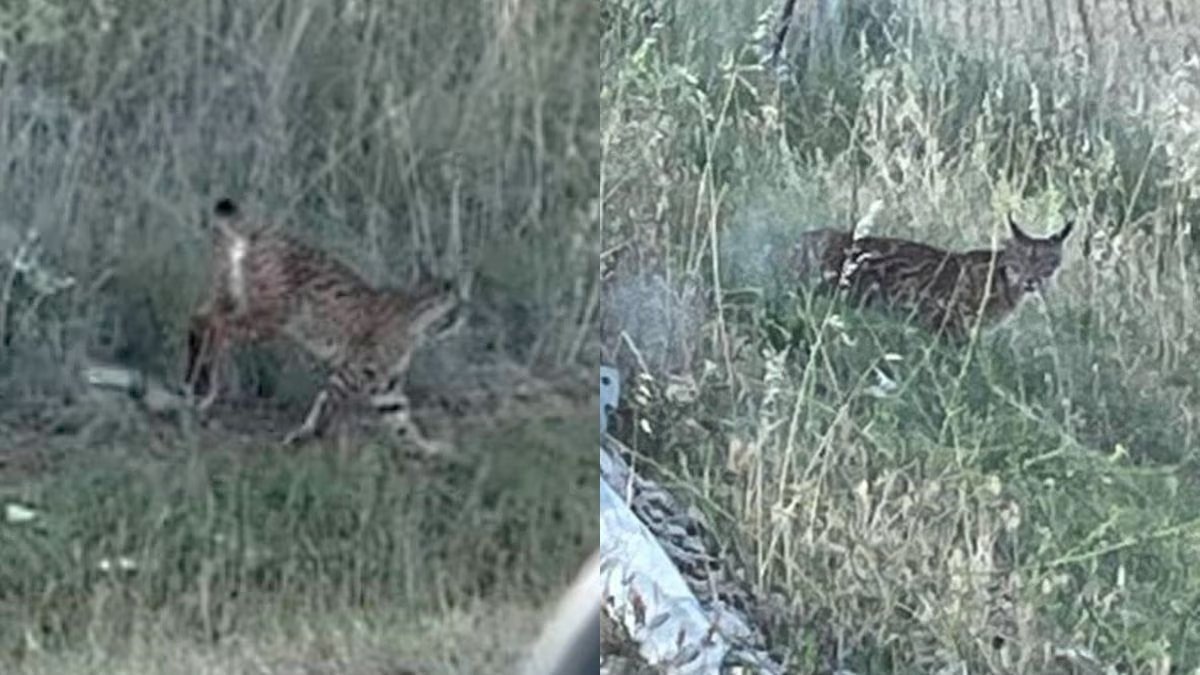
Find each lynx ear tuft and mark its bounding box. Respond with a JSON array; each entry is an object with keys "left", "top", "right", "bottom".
[
  {"left": 1007, "top": 212, "right": 1031, "bottom": 242},
  {"left": 1053, "top": 219, "right": 1074, "bottom": 243},
  {"left": 214, "top": 198, "right": 239, "bottom": 218}
]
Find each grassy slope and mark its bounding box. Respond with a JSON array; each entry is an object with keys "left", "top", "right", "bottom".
[
  {"left": 0, "top": 0, "right": 598, "bottom": 672},
  {"left": 603, "top": 0, "right": 1200, "bottom": 671},
  {"left": 12, "top": 602, "right": 544, "bottom": 675},
  {"left": 2, "top": 412, "right": 595, "bottom": 673}
]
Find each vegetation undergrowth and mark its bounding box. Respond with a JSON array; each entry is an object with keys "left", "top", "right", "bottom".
[
  {"left": 0, "top": 0, "right": 598, "bottom": 671},
  {"left": 603, "top": 0, "right": 1200, "bottom": 670}
]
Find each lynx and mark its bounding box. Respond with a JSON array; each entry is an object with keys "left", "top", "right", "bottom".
[
  {"left": 184, "top": 198, "right": 463, "bottom": 454},
  {"left": 788, "top": 214, "right": 1073, "bottom": 338}
]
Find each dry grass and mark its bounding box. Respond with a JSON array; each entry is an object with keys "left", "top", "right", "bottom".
[
  {"left": 0, "top": 0, "right": 597, "bottom": 671},
  {"left": 603, "top": 0, "right": 1200, "bottom": 671}
]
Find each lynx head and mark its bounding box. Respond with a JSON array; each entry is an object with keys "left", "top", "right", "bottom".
[
  {"left": 1001, "top": 213, "right": 1072, "bottom": 295},
  {"left": 202, "top": 197, "right": 248, "bottom": 240},
  {"left": 213, "top": 198, "right": 239, "bottom": 219}
]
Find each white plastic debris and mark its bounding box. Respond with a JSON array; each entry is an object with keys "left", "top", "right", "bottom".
[
  {"left": 599, "top": 361, "right": 781, "bottom": 673},
  {"left": 601, "top": 439, "right": 783, "bottom": 674},
  {"left": 601, "top": 477, "right": 730, "bottom": 673},
  {"left": 4, "top": 503, "right": 36, "bottom": 524}
]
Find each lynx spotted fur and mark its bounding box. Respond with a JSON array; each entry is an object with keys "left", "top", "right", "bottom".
[
  {"left": 185, "top": 198, "right": 463, "bottom": 453},
  {"left": 789, "top": 214, "right": 1072, "bottom": 338}
]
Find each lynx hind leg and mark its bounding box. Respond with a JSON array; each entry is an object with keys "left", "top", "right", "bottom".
[
  {"left": 183, "top": 315, "right": 208, "bottom": 391},
  {"left": 369, "top": 378, "right": 452, "bottom": 456}
]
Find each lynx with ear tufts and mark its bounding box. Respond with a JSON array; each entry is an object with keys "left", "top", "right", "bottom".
[
  {"left": 787, "top": 213, "right": 1073, "bottom": 339},
  {"left": 185, "top": 198, "right": 463, "bottom": 454}
]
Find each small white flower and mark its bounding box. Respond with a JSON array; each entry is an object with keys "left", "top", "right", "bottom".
[
  {"left": 97, "top": 556, "right": 138, "bottom": 573},
  {"left": 664, "top": 373, "right": 698, "bottom": 404},
  {"left": 5, "top": 503, "right": 37, "bottom": 524},
  {"left": 865, "top": 368, "right": 899, "bottom": 398}
]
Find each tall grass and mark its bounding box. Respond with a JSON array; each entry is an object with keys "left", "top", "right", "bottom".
[
  {"left": 603, "top": 0, "right": 1200, "bottom": 670},
  {"left": 1, "top": 418, "right": 595, "bottom": 670},
  {"left": 0, "top": 0, "right": 598, "bottom": 671}
]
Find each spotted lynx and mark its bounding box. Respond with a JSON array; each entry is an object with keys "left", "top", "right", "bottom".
[
  {"left": 185, "top": 198, "right": 463, "bottom": 453},
  {"left": 789, "top": 214, "right": 1072, "bottom": 338}
]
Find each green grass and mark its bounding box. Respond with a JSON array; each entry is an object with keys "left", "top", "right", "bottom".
[
  {"left": 7, "top": 600, "right": 547, "bottom": 674},
  {"left": 0, "top": 414, "right": 595, "bottom": 672},
  {"left": 0, "top": 0, "right": 598, "bottom": 672},
  {"left": 603, "top": 0, "right": 1200, "bottom": 671}
]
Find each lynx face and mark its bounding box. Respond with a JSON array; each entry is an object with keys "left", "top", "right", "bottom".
[
  {"left": 1000, "top": 215, "right": 1071, "bottom": 295},
  {"left": 789, "top": 214, "right": 1073, "bottom": 338},
  {"left": 186, "top": 198, "right": 463, "bottom": 453}
]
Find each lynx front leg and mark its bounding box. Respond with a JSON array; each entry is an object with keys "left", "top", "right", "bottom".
[
  {"left": 185, "top": 313, "right": 225, "bottom": 413},
  {"left": 282, "top": 388, "right": 337, "bottom": 445}
]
